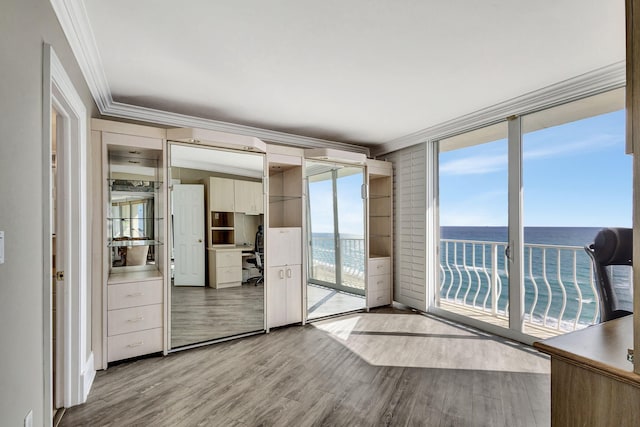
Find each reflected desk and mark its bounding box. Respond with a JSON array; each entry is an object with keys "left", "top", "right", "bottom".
[{"left": 534, "top": 316, "right": 640, "bottom": 426}]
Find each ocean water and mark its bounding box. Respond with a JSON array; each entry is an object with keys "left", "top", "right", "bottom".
[
  {"left": 440, "top": 226, "right": 633, "bottom": 329},
  {"left": 309, "top": 227, "right": 632, "bottom": 330}
]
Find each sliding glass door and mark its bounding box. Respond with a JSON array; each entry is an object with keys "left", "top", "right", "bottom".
[
  {"left": 436, "top": 89, "right": 629, "bottom": 339},
  {"left": 306, "top": 161, "right": 365, "bottom": 319},
  {"left": 438, "top": 122, "right": 511, "bottom": 327}
]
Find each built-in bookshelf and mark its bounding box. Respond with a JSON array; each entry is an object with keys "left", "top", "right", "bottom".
[{"left": 366, "top": 159, "right": 393, "bottom": 309}]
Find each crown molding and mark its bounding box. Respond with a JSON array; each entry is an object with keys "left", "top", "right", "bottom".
[
  {"left": 374, "top": 61, "right": 626, "bottom": 156},
  {"left": 50, "top": 0, "right": 112, "bottom": 112},
  {"left": 50, "top": 0, "right": 369, "bottom": 155},
  {"left": 105, "top": 101, "right": 369, "bottom": 154}
]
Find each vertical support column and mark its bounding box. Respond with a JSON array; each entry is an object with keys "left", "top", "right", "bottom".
[
  {"left": 331, "top": 169, "right": 342, "bottom": 287},
  {"left": 508, "top": 116, "right": 524, "bottom": 332},
  {"left": 627, "top": 0, "right": 640, "bottom": 375},
  {"left": 427, "top": 141, "right": 439, "bottom": 310}
]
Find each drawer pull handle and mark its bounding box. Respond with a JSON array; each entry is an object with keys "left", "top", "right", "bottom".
[
  {"left": 279, "top": 269, "right": 285, "bottom": 279},
  {"left": 127, "top": 341, "right": 144, "bottom": 348},
  {"left": 286, "top": 268, "right": 292, "bottom": 278},
  {"left": 127, "top": 316, "right": 144, "bottom": 323},
  {"left": 126, "top": 292, "right": 143, "bottom": 297}
]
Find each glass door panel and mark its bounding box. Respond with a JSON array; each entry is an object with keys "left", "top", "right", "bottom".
[
  {"left": 438, "top": 122, "right": 510, "bottom": 327},
  {"left": 307, "top": 168, "right": 337, "bottom": 285},
  {"left": 306, "top": 161, "right": 366, "bottom": 319},
  {"left": 336, "top": 167, "right": 365, "bottom": 294},
  {"left": 521, "top": 89, "right": 629, "bottom": 337}
]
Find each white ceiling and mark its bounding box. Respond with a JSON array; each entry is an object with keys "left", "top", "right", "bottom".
[{"left": 80, "top": 0, "right": 625, "bottom": 147}]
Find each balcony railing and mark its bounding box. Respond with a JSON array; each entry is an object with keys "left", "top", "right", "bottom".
[
  {"left": 439, "top": 239, "right": 609, "bottom": 334},
  {"left": 309, "top": 236, "right": 365, "bottom": 290}
]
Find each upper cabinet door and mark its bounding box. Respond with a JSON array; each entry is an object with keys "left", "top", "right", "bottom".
[
  {"left": 209, "top": 177, "right": 235, "bottom": 212},
  {"left": 234, "top": 180, "right": 263, "bottom": 214},
  {"left": 267, "top": 227, "right": 302, "bottom": 267}
]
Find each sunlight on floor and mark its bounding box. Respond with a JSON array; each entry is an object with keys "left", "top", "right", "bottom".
[{"left": 312, "top": 311, "right": 550, "bottom": 374}]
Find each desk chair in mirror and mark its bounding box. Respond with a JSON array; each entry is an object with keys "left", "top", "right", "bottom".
[{"left": 247, "top": 225, "right": 264, "bottom": 285}]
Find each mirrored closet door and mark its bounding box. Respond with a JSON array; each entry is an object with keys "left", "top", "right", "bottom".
[
  {"left": 168, "top": 143, "right": 265, "bottom": 348},
  {"left": 305, "top": 161, "right": 366, "bottom": 319}
]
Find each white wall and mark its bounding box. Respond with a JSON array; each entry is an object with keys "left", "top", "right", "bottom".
[{"left": 0, "top": 0, "right": 96, "bottom": 425}]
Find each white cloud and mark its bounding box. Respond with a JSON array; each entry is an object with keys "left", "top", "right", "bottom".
[
  {"left": 440, "top": 153, "right": 507, "bottom": 176},
  {"left": 523, "top": 133, "right": 621, "bottom": 160}
]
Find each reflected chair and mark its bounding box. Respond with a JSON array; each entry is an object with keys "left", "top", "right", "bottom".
[
  {"left": 247, "top": 225, "right": 264, "bottom": 286},
  {"left": 584, "top": 227, "right": 633, "bottom": 323}
]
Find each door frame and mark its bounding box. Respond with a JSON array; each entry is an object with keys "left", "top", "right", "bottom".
[{"left": 42, "top": 44, "right": 94, "bottom": 422}]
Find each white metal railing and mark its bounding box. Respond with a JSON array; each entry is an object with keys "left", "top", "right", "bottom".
[
  {"left": 310, "top": 236, "right": 365, "bottom": 289},
  {"left": 439, "top": 239, "right": 602, "bottom": 333}
]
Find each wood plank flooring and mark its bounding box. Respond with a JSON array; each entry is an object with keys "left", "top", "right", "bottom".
[
  {"left": 62, "top": 306, "right": 550, "bottom": 426},
  {"left": 171, "top": 283, "right": 264, "bottom": 348}
]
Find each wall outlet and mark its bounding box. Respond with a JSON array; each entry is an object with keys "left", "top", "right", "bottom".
[{"left": 24, "top": 410, "right": 32, "bottom": 427}]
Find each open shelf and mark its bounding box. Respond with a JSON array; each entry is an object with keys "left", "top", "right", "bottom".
[
  {"left": 269, "top": 195, "right": 302, "bottom": 203},
  {"left": 107, "top": 179, "right": 162, "bottom": 192},
  {"left": 108, "top": 239, "right": 163, "bottom": 248}
]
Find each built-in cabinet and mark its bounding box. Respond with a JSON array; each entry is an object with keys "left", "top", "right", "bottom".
[
  {"left": 204, "top": 177, "right": 264, "bottom": 247},
  {"left": 235, "top": 180, "right": 263, "bottom": 214},
  {"left": 92, "top": 120, "right": 391, "bottom": 368},
  {"left": 266, "top": 149, "right": 304, "bottom": 328},
  {"left": 208, "top": 248, "right": 242, "bottom": 288},
  {"left": 366, "top": 159, "right": 393, "bottom": 309},
  {"left": 267, "top": 228, "right": 303, "bottom": 328},
  {"left": 93, "top": 119, "right": 167, "bottom": 368}
]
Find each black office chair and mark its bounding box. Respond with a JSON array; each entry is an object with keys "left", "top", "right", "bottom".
[
  {"left": 584, "top": 227, "right": 633, "bottom": 323},
  {"left": 247, "top": 225, "right": 264, "bottom": 286}
]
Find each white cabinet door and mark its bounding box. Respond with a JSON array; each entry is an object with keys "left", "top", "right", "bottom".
[
  {"left": 249, "top": 181, "right": 264, "bottom": 214},
  {"left": 285, "top": 264, "right": 302, "bottom": 324},
  {"left": 266, "top": 227, "right": 302, "bottom": 267},
  {"left": 209, "top": 177, "right": 235, "bottom": 212},
  {"left": 267, "top": 266, "right": 287, "bottom": 328}
]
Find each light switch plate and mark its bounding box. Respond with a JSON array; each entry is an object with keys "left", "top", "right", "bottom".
[{"left": 0, "top": 231, "right": 4, "bottom": 264}]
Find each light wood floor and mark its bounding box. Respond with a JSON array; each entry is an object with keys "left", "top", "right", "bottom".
[
  {"left": 171, "top": 282, "right": 264, "bottom": 348},
  {"left": 62, "top": 305, "right": 550, "bottom": 426}
]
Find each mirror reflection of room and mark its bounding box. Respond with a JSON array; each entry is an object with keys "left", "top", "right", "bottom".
[
  {"left": 169, "top": 144, "right": 265, "bottom": 348},
  {"left": 108, "top": 155, "right": 160, "bottom": 270},
  {"left": 305, "top": 161, "right": 366, "bottom": 319}
]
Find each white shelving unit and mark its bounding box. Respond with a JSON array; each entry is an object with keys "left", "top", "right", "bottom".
[
  {"left": 266, "top": 149, "right": 304, "bottom": 329},
  {"left": 366, "top": 159, "right": 393, "bottom": 309},
  {"left": 94, "top": 119, "right": 167, "bottom": 368}
]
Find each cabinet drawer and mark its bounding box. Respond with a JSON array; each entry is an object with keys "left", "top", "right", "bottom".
[
  {"left": 108, "top": 280, "right": 163, "bottom": 310},
  {"left": 108, "top": 304, "right": 163, "bottom": 336},
  {"left": 368, "top": 274, "right": 391, "bottom": 294},
  {"left": 367, "top": 288, "right": 391, "bottom": 308},
  {"left": 368, "top": 257, "right": 390, "bottom": 275},
  {"left": 107, "top": 328, "right": 163, "bottom": 362},
  {"left": 215, "top": 250, "right": 241, "bottom": 267},
  {"left": 217, "top": 266, "right": 242, "bottom": 283}
]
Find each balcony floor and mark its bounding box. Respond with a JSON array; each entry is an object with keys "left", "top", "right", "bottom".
[{"left": 439, "top": 301, "right": 565, "bottom": 340}]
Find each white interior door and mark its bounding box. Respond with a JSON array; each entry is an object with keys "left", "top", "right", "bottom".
[{"left": 173, "top": 184, "right": 205, "bottom": 286}]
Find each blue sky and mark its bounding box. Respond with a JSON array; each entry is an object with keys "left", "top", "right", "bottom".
[
  {"left": 439, "top": 110, "right": 631, "bottom": 227},
  {"left": 308, "top": 171, "right": 365, "bottom": 236}
]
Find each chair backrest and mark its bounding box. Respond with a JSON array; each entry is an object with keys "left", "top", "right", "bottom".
[
  {"left": 254, "top": 224, "right": 264, "bottom": 254},
  {"left": 584, "top": 227, "right": 633, "bottom": 322}
]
